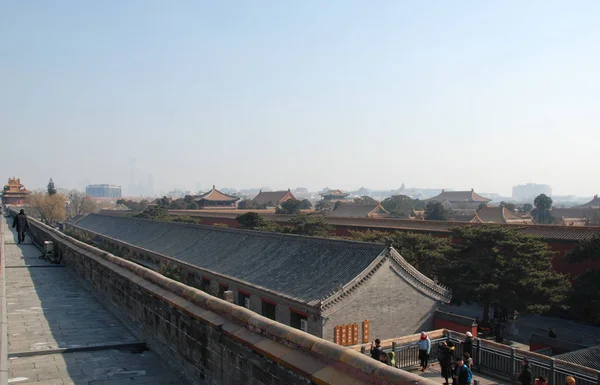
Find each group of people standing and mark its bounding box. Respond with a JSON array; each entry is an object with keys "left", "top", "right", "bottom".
[
  {"left": 414, "top": 331, "right": 473, "bottom": 385},
  {"left": 369, "top": 339, "right": 396, "bottom": 367},
  {"left": 437, "top": 333, "right": 474, "bottom": 385}
]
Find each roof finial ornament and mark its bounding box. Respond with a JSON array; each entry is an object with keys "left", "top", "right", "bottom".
[{"left": 213, "top": 185, "right": 215, "bottom": 190}]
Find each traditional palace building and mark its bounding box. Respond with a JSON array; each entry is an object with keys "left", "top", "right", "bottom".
[
  {"left": 1, "top": 177, "right": 31, "bottom": 205},
  {"left": 320, "top": 189, "right": 349, "bottom": 201},
  {"left": 329, "top": 202, "right": 389, "bottom": 218},
  {"left": 252, "top": 189, "right": 296, "bottom": 207},
  {"left": 471, "top": 205, "right": 535, "bottom": 225},
  {"left": 72, "top": 214, "right": 451, "bottom": 341},
  {"left": 194, "top": 186, "right": 240, "bottom": 209},
  {"left": 425, "top": 189, "right": 491, "bottom": 212}
]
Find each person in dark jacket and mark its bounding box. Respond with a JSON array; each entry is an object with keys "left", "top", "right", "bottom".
[
  {"left": 370, "top": 339, "right": 383, "bottom": 361},
  {"left": 518, "top": 358, "right": 532, "bottom": 385},
  {"left": 12, "top": 209, "right": 29, "bottom": 244},
  {"left": 454, "top": 357, "right": 472, "bottom": 385},
  {"left": 439, "top": 341, "right": 455, "bottom": 385},
  {"left": 464, "top": 331, "right": 474, "bottom": 356}
]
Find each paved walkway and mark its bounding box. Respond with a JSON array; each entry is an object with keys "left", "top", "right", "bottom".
[
  {"left": 1, "top": 216, "right": 183, "bottom": 384},
  {"left": 413, "top": 363, "right": 510, "bottom": 385}
]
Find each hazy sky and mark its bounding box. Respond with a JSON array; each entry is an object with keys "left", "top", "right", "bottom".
[{"left": 2, "top": 1, "right": 599, "bottom": 196}]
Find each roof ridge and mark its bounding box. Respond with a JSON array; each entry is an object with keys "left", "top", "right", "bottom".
[{"left": 388, "top": 248, "right": 451, "bottom": 302}]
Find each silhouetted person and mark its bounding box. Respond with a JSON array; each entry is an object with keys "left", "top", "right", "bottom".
[
  {"left": 370, "top": 339, "right": 383, "bottom": 361},
  {"left": 12, "top": 209, "right": 29, "bottom": 244},
  {"left": 518, "top": 358, "right": 532, "bottom": 385}
]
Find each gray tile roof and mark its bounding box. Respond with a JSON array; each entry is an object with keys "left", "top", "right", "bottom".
[
  {"left": 330, "top": 203, "right": 387, "bottom": 218},
  {"left": 75, "top": 214, "right": 386, "bottom": 304},
  {"left": 252, "top": 190, "right": 294, "bottom": 206},
  {"left": 554, "top": 345, "right": 600, "bottom": 370}
]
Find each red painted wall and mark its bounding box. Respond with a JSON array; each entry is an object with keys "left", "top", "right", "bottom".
[{"left": 433, "top": 319, "right": 477, "bottom": 337}]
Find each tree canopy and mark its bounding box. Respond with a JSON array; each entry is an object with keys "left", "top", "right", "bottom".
[
  {"left": 66, "top": 190, "right": 97, "bottom": 218},
  {"left": 349, "top": 230, "right": 451, "bottom": 280},
  {"left": 354, "top": 196, "right": 378, "bottom": 205},
  {"left": 566, "top": 234, "right": 600, "bottom": 264},
  {"left": 521, "top": 203, "right": 533, "bottom": 213},
  {"left": 446, "top": 225, "right": 571, "bottom": 322},
  {"left": 425, "top": 202, "right": 448, "bottom": 221},
  {"left": 236, "top": 212, "right": 281, "bottom": 232},
  {"left": 381, "top": 195, "right": 424, "bottom": 217},
  {"left": 47, "top": 178, "right": 57, "bottom": 196},
  {"left": 276, "top": 199, "right": 304, "bottom": 214},
  {"left": 533, "top": 194, "right": 554, "bottom": 224},
  {"left": 29, "top": 192, "right": 67, "bottom": 225},
  {"left": 286, "top": 214, "right": 332, "bottom": 237}
]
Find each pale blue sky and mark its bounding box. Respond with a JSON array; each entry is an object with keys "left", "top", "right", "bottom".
[{"left": 1, "top": 1, "right": 599, "bottom": 196}]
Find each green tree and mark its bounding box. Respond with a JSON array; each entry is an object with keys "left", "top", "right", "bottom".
[
  {"left": 500, "top": 202, "right": 516, "bottom": 212},
  {"left": 566, "top": 234, "right": 600, "bottom": 264},
  {"left": 425, "top": 202, "right": 448, "bottom": 221},
  {"left": 47, "top": 178, "right": 57, "bottom": 196},
  {"left": 533, "top": 194, "right": 554, "bottom": 224},
  {"left": 276, "top": 199, "right": 303, "bottom": 214},
  {"left": 354, "top": 196, "right": 378, "bottom": 205},
  {"left": 287, "top": 214, "right": 332, "bottom": 237},
  {"left": 315, "top": 200, "right": 334, "bottom": 212},
  {"left": 135, "top": 206, "right": 171, "bottom": 221},
  {"left": 446, "top": 225, "right": 571, "bottom": 323},
  {"left": 381, "top": 195, "right": 420, "bottom": 217},
  {"left": 521, "top": 203, "right": 533, "bottom": 213},
  {"left": 349, "top": 230, "right": 451, "bottom": 280},
  {"left": 236, "top": 212, "right": 265, "bottom": 229},
  {"left": 299, "top": 199, "right": 312, "bottom": 210}
]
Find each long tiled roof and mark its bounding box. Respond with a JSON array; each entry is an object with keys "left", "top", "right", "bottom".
[
  {"left": 330, "top": 203, "right": 388, "bottom": 218},
  {"left": 195, "top": 186, "right": 240, "bottom": 202},
  {"left": 74, "top": 214, "right": 387, "bottom": 304},
  {"left": 551, "top": 208, "right": 600, "bottom": 219},
  {"left": 320, "top": 189, "right": 348, "bottom": 197},
  {"left": 554, "top": 345, "right": 600, "bottom": 371},
  {"left": 252, "top": 190, "right": 295, "bottom": 205},
  {"left": 579, "top": 195, "right": 600, "bottom": 208},
  {"left": 426, "top": 190, "right": 491, "bottom": 203},
  {"left": 472, "top": 206, "right": 535, "bottom": 224}
]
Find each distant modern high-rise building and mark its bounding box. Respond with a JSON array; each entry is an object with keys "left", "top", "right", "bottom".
[
  {"left": 512, "top": 183, "right": 552, "bottom": 200},
  {"left": 86, "top": 184, "right": 122, "bottom": 198}
]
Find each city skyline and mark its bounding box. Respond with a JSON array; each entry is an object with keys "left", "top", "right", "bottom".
[{"left": 2, "top": 1, "right": 599, "bottom": 197}]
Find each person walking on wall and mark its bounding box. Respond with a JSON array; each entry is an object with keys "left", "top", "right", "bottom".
[
  {"left": 413, "top": 331, "right": 431, "bottom": 371},
  {"left": 12, "top": 209, "right": 29, "bottom": 244}
]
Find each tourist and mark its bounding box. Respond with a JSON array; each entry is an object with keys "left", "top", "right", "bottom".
[
  {"left": 12, "top": 209, "right": 29, "bottom": 244},
  {"left": 464, "top": 331, "right": 474, "bottom": 356},
  {"left": 566, "top": 376, "right": 576, "bottom": 385},
  {"left": 387, "top": 351, "right": 396, "bottom": 367},
  {"left": 453, "top": 357, "right": 472, "bottom": 385},
  {"left": 548, "top": 328, "right": 557, "bottom": 339},
  {"left": 439, "top": 341, "right": 455, "bottom": 385},
  {"left": 535, "top": 376, "right": 548, "bottom": 385},
  {"left": 413, "top": 331, "right": 431, "bottom": 371},
  {"left": 518, "top": 358, "right": 532, "bottom": 385},
  {"left": 463, "top": 352, "right": 473, "bottom": 369},
  {"left": 380, "top": 352, "right": 390, "bottom": 365},
  {"left": 370, "top": 339, "right": 383, "bottom": 361}
]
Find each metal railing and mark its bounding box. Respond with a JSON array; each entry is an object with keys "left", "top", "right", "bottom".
[{"left": 361, "top": 330, "right": 600, "bottom": 385}]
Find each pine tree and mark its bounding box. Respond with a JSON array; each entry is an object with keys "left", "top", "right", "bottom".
[
  {"left": 47, "top": 178, "right": 57, "bottom": 196},
  {"left": 445, "top": 225, "right": 571, "bottom": 323}
]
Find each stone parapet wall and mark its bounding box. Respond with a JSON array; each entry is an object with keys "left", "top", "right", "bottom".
[{"left": 22, "top": 214, "right": 440, "bottom": 385}]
